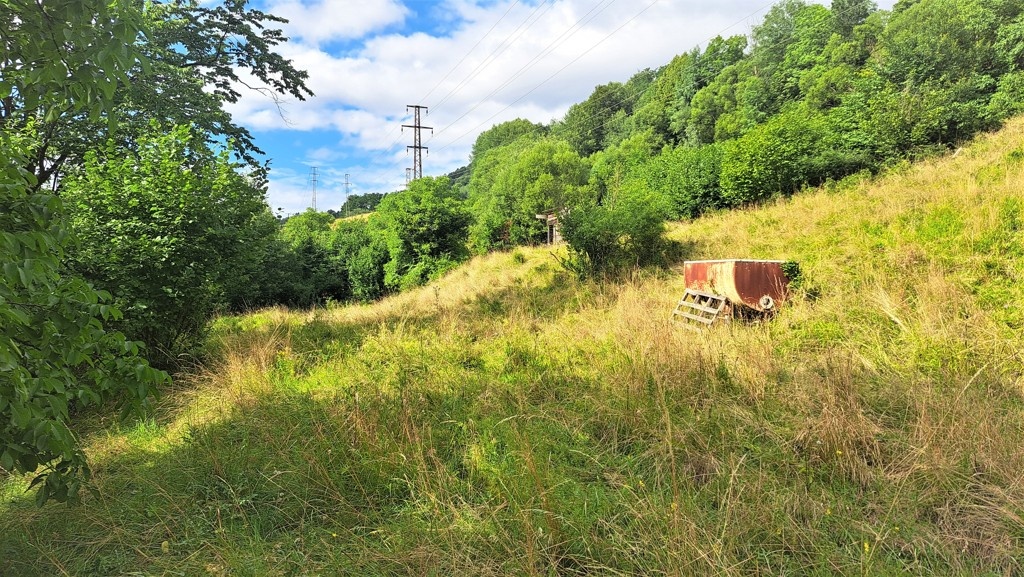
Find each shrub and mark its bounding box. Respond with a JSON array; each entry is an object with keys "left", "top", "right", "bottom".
[
  {"left": 559, "top": 192, "right": 667, "bottom": 278},
  {"left": 62, "top": 125, "right": 270, "bottom": 367}
]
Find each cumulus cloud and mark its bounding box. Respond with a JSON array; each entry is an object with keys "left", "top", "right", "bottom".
[{"left": 267, "top": 0, "right": 408, "bottom": 44}]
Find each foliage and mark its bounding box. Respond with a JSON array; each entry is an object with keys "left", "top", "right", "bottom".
[
  {"left": 559, "top": 191, "right": 668, "bottom": 277},
  {"left": 470, "top": 118, "right": 544, "bottom": 163},
  {"left": 716, "top": 107, "right": 827, "bottom": 204},
  {"left": 372, "top": 177, "right": 472, "bottom": 291},
  {"left": 339, "top": 192, "right": 386, "bottom": 216},
  {"left": 587, "top": 131, "right": 661, "bottom": 203},
  {"left": 832, "top": 0, "right": 877, "bottom": 36},
  {"left": 61, "top": 125, "right": 271, "bottom": 367},
  {"left": 468, "top": 138, "right": 590, "bottom": 252},
  {"left": 646, "top": 143, "right": 725, "bottom": 218},
  {"left": 0, "top": 0, "right": 170, "bottom": 505},
  {"left": 2, "top": 0, "right": 312, "bottom": 187},
  {"left": 0, "top": 128, "right": 168, "bottom": 505}
]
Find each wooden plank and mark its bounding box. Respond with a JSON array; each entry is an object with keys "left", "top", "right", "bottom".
[
  {"left": 675, "top": 311, "right": 715, "bottom": 325},
  {"left": 677, "top": 300, "right": 724, "bottom": 315},
  {"left": 683, "top": 288, "right": 722, "bottom": 301}
]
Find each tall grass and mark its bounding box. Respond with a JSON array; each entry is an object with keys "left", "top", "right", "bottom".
[{"left": 2, "top": 120, "right": 1024, "bottom": 575}]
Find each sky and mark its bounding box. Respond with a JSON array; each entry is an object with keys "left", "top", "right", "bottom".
[{"left": 231, "top": 0, "right": 897, "bottom": 216}]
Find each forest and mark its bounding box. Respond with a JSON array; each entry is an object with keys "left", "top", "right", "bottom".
[{"left": 3, "top": 0, "right": 1024, "bottom": 505}]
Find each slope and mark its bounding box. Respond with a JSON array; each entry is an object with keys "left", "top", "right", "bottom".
[{"left": 2, "top": 118, "right": 1023, "bottom": 576}]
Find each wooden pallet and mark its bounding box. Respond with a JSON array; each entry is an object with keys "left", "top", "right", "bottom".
[{"left": 672, "top": 288, "right": 727, "bottom": 328}]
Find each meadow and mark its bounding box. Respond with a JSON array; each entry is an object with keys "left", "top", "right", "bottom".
[{"left": 2, "top": 118, "right": 1023, "bottom": 576}]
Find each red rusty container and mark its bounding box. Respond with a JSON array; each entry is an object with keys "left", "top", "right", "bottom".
[{"left": 683, "top": 259, "right": 791, "bottom": 312}]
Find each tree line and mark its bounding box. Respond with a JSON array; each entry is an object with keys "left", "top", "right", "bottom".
[{"left": 3, "top": 0, "right": 1023, "bottom": 503}]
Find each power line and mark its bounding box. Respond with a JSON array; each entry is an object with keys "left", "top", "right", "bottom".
[
  {"left": 419, "top": 0, "right": 523, "bottom": 105},
  {"left": 432, "top": 0, "right": 555, "bottom": 114},
  {"left": 431, "top": 0, "right": 620, "bottom": 143},
  {"left": 434, "top": 0, "right": 663, "bottom": 152}
]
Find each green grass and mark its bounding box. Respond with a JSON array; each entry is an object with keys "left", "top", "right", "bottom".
[{"left": 3, "top": 120, "right": 1024, "bottom": 575}]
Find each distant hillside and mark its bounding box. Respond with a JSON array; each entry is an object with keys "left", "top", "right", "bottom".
[{"left": 2, "top": 117, "right": 1022, "bottom": 575}]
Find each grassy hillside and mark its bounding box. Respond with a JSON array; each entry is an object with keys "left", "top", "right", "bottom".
[{"left": 2, "top": 119, "right": 1023, "bottom": 575}]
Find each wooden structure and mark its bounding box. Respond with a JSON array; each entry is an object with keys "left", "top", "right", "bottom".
[
  {"left": 535, "top": 211, "right": 562, "bottom": 244},
  {"left": 671, "top": 289, "right": 728, "bottom": 328}
]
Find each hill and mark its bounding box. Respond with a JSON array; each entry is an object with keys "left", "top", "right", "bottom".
[{"left": 2, "top": 118, "right": 1023, "bottom": 575}]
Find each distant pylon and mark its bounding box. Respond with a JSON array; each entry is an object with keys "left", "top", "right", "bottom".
[
  {"left": 402, "top": 105, "right": 432, "bottom": 180},
  {"left": 344, "top": 173, "right": 351, "bottom": 196},
  {"left": 308, "top": 166, "right": 319, "bottom": 210},
  {"left": 405, "top": 167, "right": 412, "bottom": 186}
]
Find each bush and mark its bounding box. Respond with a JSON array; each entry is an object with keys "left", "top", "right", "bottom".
[
  {"left": 559, "top": 192, "right": 667, "bottom": 278},
  {"left": 719, "top": 108, "right": 826, "bottom": 206},
  {"left": 373, "top": 176, "right": 471, "bottom": 291},
  {"left": 62, "top": 125, "right": 270, "bottom": 367},
  {"left": 647, "top": 143, "right": 724, "bottom": 218},
  {"left": 1, "top": 127, "right": 167, "bottom": 504}
]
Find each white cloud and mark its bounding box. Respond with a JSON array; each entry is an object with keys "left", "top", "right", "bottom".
[{"left": 267, "top": 0, "right": 408, "bottom": 44}]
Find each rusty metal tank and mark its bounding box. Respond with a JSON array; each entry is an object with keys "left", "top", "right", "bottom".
[{"left": 682, "top": 259, "right": 791, "bottom": 312}]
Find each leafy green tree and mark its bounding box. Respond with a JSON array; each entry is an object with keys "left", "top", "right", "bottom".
[
  {"left": 557, "top": 82, "right": 630, "bottom": 156},
  {"left": 832, "top": 0, "right": 876, "bottom": 36},
  {"left": 280, "top": 209, "right": 335, "bottom": 246},
  {"left": 878, "top": 0, "right": 1002, "bottom": 86},
  {"left": 1, "top": 0, "right": 167, "bottom": 504},
  {"left": 470, "top": 119, "right": 544, "bottom": 163},
  {"left": 633, "top": 54, "right": 694, "bottom": 143},
  {"left": 559, "top": 191, "right": 667, "bottom": 278},
  {"left": 372, "top": 177, "right": 472, "bottom": 291},
  {"left": 339, "top": 192, "right": 386, "bottom": 216},
  {"left": 348, "top": 237, "right": 390, "bottom": 302},
  {"left": 645, "top": 144, "right": 725, "bottom": 219},
  {"left": 719, "top": 107, "right": 828, "bottom": 205},
  {"left": 61, "top": 125, "right": 271, "bottom": 367},
  {"left": 273, "top": 210, "right": 346, "bottom": 306},
  {"left": 668, "top": 36, "right": 748, "bottom": 140},
  {"left": 468, "top": 138, "right": 590, "bottom": 252},
  {"left": 1, "top": 128, "right": 167, "bottom": 505},
  {"left": 588, "top": 131, "right": 661, "bottom": 203},
  {"left": 4, "top": 0, "right": 312, "bottom": 187}
]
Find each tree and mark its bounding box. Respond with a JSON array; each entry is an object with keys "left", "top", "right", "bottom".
[
  {"left": 832, "top": 0, "right": 876, "bottom": 36},
  {"left": 468, "top": 138, "right": 590, "bottom": 252},
  {"left": 719, "top": 107, "right": 828, "bottom": 205},
  {"left": 372, "top": 177, "right": 472, "bottom": 291},
  {"left": 668, "top": 35, "right": 748, "bottom": 139},
  {"left": 339, "top": 192, "right": 386, "bottom": 216},
  {"left": 1, "top": 0, "right": 167, "bottom": 504},
  {"left": 2, "top": 0, "right": 313, "bottom": 187},
  {"left": 61, "top": 125, "right": 272, "bottom": 367},
  {"left": 557, "top": 82, "right": 629, "bottom": 156},
  {"left": 646, "top": 144, "right": 725, "bottom": 219},
  {"left": 559, "top": 191, "right": 667, "bottom": 278},
  {"left": 470, "top": 119, "right": 544, "bottom": 164}
]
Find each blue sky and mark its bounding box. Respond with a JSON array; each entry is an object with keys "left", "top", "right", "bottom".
[{"left": 230, "top": 0, "right": 896, "bottom": 216}]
